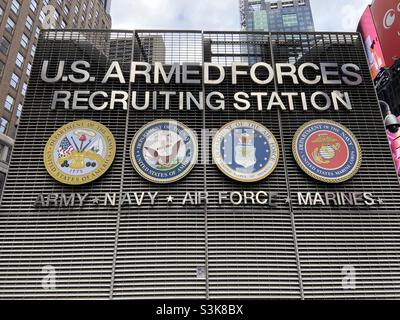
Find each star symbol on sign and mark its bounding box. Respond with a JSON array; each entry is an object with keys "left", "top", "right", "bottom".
[
  {"left": 285, "top": 197, "right": 291, "bottom": 204},
  {"left": 377, "top": 198, "right": 384, "bottom": 205},
  {"left": 92, "top": 196, "right": 101, "bottom": 206},
  {"left": 166, "top": 196, "right": 174, "bottom": 203}
]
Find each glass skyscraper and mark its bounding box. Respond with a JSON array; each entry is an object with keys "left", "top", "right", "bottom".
[{"left": 240, "top": 0, "right": 315, "bottom": 32}]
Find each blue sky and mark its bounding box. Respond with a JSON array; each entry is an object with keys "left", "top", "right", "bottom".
[{"left": 110, "top": 0, "right": 371, "bottom": 31}]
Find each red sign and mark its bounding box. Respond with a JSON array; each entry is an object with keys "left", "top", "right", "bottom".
[
  {"left": 357, "top": 6, "right": 386, "bottom": 79},
  {"left": 371, "top": 0, "right": 400, "bottom": 68},
  {"left": 305, "top": 130, "right": 349, "bottom": 171}
]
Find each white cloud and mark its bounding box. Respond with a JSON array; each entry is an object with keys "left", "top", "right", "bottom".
[
  {"left": 310, "top": 0, "right": 371, "bottom": 31},
  {"left": 111, "top": 0, "right": 240, "bottom": 30},
  {"left": 110, "top": 0, "right": 372, "bottom": 32}
]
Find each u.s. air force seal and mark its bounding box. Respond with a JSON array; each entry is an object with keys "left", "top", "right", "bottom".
[
  {"left": 292, "top": 120, "right": 362, "bottom": 184},
  {"left": 130, "top": 120, "right": 198, "bottom": 184},
  {"left": 43, "top": 120, "right": 116, "bottom": 185},
  {"left": 212, "top": 120, "right": 280, "bottom": 183}
]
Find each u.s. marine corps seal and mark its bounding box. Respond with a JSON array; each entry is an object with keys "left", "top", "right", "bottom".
[
  {"left": 43, "top": 120, "right": 116, "bottom": 185},
  {"left": 292, "top": 119, "right": 362, "bottom": 184}
]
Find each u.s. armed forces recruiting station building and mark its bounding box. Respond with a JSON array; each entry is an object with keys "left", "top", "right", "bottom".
[{"left": 1, "top": 29, "right": 400, "bottom": 300}]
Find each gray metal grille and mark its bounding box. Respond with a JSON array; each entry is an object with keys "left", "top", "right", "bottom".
[
  {"left": 274, "top": 33, "right": 400, "bottom": 299},
  {"left": 0, "top": 30, "right": 399, "bottom": 299}
]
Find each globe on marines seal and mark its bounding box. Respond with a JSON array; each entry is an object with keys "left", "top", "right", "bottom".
[
  {"left": 131, "top": 120, "right": 198, "bottom": 184},
  {"left": 292, "top": 119, "right": 362, "bottom": 183},
  {"left": 212, "top": 120, "right": 280, "bottom": 183},
  {"left": 43, "top": 120, "right": 116, "bottom": 185}
]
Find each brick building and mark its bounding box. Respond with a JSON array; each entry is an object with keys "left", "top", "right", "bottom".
[{"left": 0, "top": 0, "right": 112, "bottom": 194}]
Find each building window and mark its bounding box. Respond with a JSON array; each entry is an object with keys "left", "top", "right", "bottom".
[
  {"left": 26, "top": 63, "right": 32, "bottom": 76},
  {"left": 6, "top": 17, "right": 16, "bottom": 34},
  {"left": 35, "top": 27, "right": 40, "bottom": 39},
  {"left": 16, "top": 52, "right": 24, "bottom": 68},
  {"left": 64, "top": 5, "right": 69, "bottom": 15},
  {"left": 54, "top": 10, "right": 60, "bottom": 22},
  {"left": 0, "top": 60, "right": 4, "bottom": 77},
  {"left": 16, "top": 104, "right": 23, "bottom": 118},
  {"left": 0, "top": 37, "right": 10, "bottom": 55},
  {"left": 21, "top": 82, "right": 27, "bottom": 96},
  {"left": 61, "top": 20, "right": 66, "bottom": 29},
  {"left": 0, "top": 142, "right": 10, "bottom": 164},
  {"left": 4, "top": 95, "right": 14, "bottom": 111},
  {"left": 10, "top": 73, "right": 20, "bottom": 89},
  {"left": 39, "top": 10, "right": 46, "bottom": 24},
  {"left": 0, "top": 172, "right": 5, "bottom": 193},
  {"left": 0, "top": 7, "right": 4, "bottom": 22},
  {"left": 26, "top": 16, "right": 33, "bottom": 30},
  {"left": 282, "top": 14, "right": 299, "bottom": 28},
  {"left": 0, "top": 118, "right": 9, "bottom": 134},
  {"left": 0, "top": 172, "right": 5, "bottom": 194},
  {"left": 11, "top": 0, "right": 21, "bottom": 15},
  {"left": 31, "top": 45, "right": 36, "bottom": 58},
  {"left": 20, "top": 33, "right": 29, "bottom": 49},
  {"left": 30, "top": 0, "right": 38, "bottom": 12}
]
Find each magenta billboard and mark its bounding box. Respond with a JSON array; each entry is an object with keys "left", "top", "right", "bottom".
[
  {"left": 371, "top": 0, "right": 400, "bottom": 68},
  {"left": 357, "top": 5, "right": 386, "bottom": 79}
]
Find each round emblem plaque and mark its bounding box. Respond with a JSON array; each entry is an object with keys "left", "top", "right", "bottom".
[
  {"left": 43, "top": 120, "right": 116, "bottom": 185},
  {"left": 212, "top": 120, "right": 280, "bottom": 183},
  {"left": 292, "top": 119, "right": 362, "bottom": 183},
  {"left": 130, "top": 119, "right": 198, "bottom": 184}
]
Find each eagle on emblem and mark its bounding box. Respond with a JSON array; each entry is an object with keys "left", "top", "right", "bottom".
[
  {"left": 312, "top": 134, "right": 341, "bottom": 165},
  {"left": 144, "top": 139, "right": 182, "bottom": 168}
]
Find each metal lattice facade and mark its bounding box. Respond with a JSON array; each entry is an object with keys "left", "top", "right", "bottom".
[{"left": 1, "top": 30, "right": 400, "bottom": 299}]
